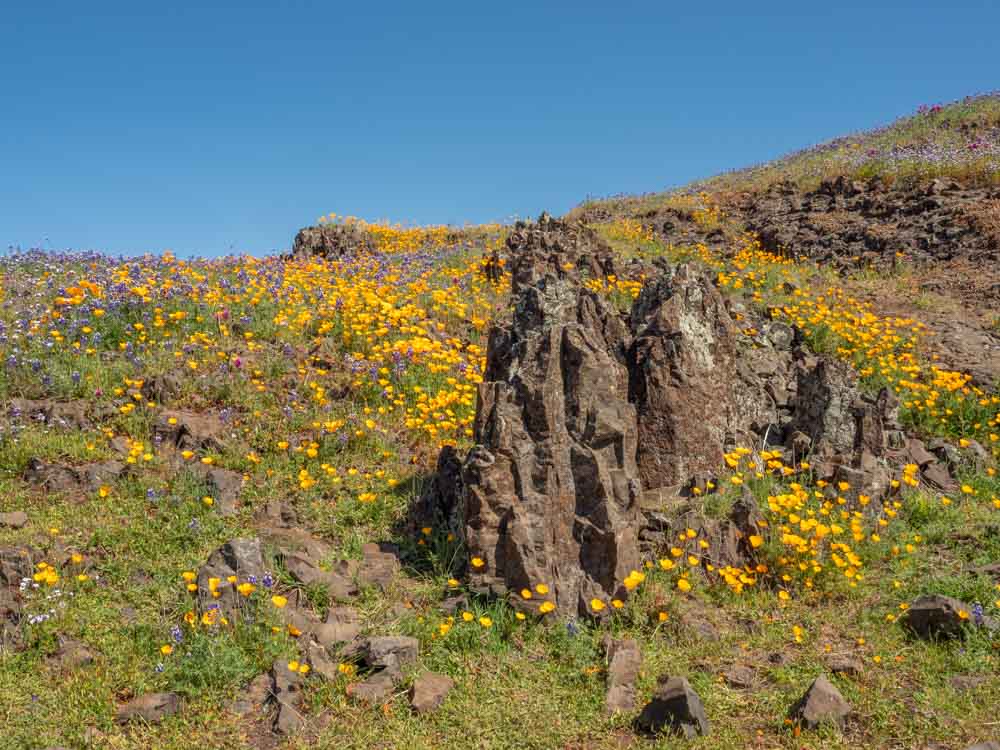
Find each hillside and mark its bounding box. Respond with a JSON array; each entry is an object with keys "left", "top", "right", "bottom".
[{"left": 1, "top": 104, "right": 999, "bottom": 750}]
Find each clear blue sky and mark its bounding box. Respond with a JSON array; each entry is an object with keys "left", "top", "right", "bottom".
[{"left": 2, "top": 0, "right": 998, "bottom": 257}]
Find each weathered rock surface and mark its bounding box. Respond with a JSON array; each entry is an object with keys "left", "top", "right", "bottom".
[
  {"left": 409, "top": 672, "right": 455, "bottom": 714},
  {"left": 788, "top": 675, "right": 851, "bottom": 730},
  {"left": 603, "top": 636, "right": 642, "bottom": 713},
  {"left": 636, "top": 675, "right": 710, "bottom": 737},
  {"left": 190, "top": 465, "right": 244, "bottom": 516},
  {"left": 22, "top": 458, "right": 127, "bottom": 494},
  {"left": 347, "top": 670, "right": 396, "bottom": 704},
  {"left": 271, "top": 660, "right": 303, "bottom": 734},
  {"left": 291, "top": 222, "right": 378, "bottom": 258},
  {"left": 628, "top": 263, "right": 773, "bottom": 487},
  {"left": 462, "top": 215, "right": 643, "bottom": 616},
  {"left": 154, "top": 410, "right": 227, "bottom": 453},
  {"left": 116, "top": 692, "right": 181, "bottom": 724},
  {"left": 197, "top": 538, "right": 265, "bottom": 617},
  {"left": 7, "top": 399, "right": 94, "bottom": 430},
  {"left": 901, "top": 594, "right": 999, "bottom": 639},
  {"left": 363, "top": 635, "right": 419, "bottom": 677},
  {"left": 226, "top": 672, "right": 272, "bottom": 716}
]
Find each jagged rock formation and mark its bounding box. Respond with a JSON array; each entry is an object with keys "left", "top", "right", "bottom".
[
  {"left": 290, "top": 222, "right": 377, "bottom": 258},
  {"left": 627, "top": 263, "right": 774, "bottom": 488},
  {"left": 462, "top": 215, "right": 643, "bottom": 616},
  {"left": 444, "top": 214, "right": 963, "bottom": 616}
]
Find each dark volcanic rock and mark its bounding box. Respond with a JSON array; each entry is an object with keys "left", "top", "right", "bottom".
[
  {"left": 271, "top": 660, "right": 303, "bottom": 734},
  {"left": 628, "top": 263, "right": 772, "bottom": 487},
  {"left": 22, "top": 458, "right": 126, "bottom": 494},
  {"left": 348, "top": 670, "right": 396, "bottom": 704},
  {"left": 462, "top": 214, "right": 643, "bottom": 616},
  {"left": 363, "top": 635, "right": 419, "bottom": 676},
  {"left": 788, "top": 675, "right": 851, "bottom": 730},
  {"left": 636, "top": 675, "right": 710, "bottom": 738},
  {"left": 901, "top": 594, "right": 998, "bottom": 639},
  {"left": 8, "top": 399, "right": 92, "bottom": 429},
  {"left": 291, "top": 222, "right": 378, "bottom": 258},
  {"left": 196, "top": 538, "right": 265, "bottom": 617},
  {"left": 154, "top": 410, "right": 227, "bottom": 453},
  {"left": 191, "top": 465, "right": 244, "bottom": 516}
]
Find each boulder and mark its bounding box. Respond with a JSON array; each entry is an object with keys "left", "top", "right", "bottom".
[
  {"left": 636, "top": 675, "right": 710, "bottom": 738},
  {"left": 788, "top": 675, "right": 851, "bottom": 730}
]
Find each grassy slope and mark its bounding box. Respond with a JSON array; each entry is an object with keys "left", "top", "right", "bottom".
[
  {"left": 571, "top": 93, "right": 1000, "bottom": 221},
  {"left": 0, "top": 213, "right": 998, "bottom": 747}
]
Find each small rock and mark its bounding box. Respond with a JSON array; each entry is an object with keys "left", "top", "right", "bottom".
[
  {"left": 347, "top": 671, "right": 396, "bottom": 704},
  {"left": 226, "top": 672, "right": 272, "bottom": 715},
  {"left": 0, "top": 511, "right": 28, "bottom": 529},
  {"left": 949, "top": 675, "right": 988, "bottom": 692},
  {"left": 51, "top": 636, "right": 95, "bottom": 669},
  {"left": 271, "top": 660, "right": 303, "bottom": 734},
  {"left": 827, "top": 655, "right": 863, "bottom": 677},
  {"left": 962, "top": 743, "right": 1000, "bottom": 750},
  {"left": 116, "top": 692, "right": 181, "bottom": 724},
  {"left": 788, "top": 675, "right": 851, "bottom": 730},
  {"left": 363, "top": 636, "right": 419, "bottom": 675},
  {"left": 722, "top": 665, "right": 755, "bottom": 689},
  {"left": 358, "top": 542, "right": 399, "bottom": 590},
  {"left": 604, "top": 637, "right": 642, "bottom": 713},
  {"left": 313, "top": 606, "right": 363, "bottom": 648},
  {"left": 636, "top": 676, "right": 710, "bottom": 738},
  {"left": 409, "top": 672, "right": 454, "bottom": 714},
  {"left": 901, "top": 594, "right": 998, "bottom": 639},
  {"left": 306, "top": 640, "right": 340, "bottom": 681}
]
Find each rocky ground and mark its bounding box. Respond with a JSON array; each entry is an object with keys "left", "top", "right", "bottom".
[{"left": 2, "top": 103, "right": 1000, "bottom": 749}]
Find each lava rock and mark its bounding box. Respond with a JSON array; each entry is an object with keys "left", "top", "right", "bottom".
[
  {"left": 788, "top": 675, "right": 851, "bottom": 730},
  {"left": 636, "top": 675, "right": 710, "bottom": 738},
  {"left": 901, "top": 594, "right": 998, "bottom": 639}
]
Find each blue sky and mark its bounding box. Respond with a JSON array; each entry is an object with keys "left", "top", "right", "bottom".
[{"left": 2, "top": 0, "right": 998, "bottom": 257}]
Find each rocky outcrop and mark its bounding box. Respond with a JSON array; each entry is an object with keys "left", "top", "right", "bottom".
[
  {"left": 291, "top": 222, "right": 377, "bottom": 258},
  {"left": 628, "top": 264, "right": 774, "bottom": 487},
  {"left": 462, "top": 215, "right": 643, "bottom": 616}
]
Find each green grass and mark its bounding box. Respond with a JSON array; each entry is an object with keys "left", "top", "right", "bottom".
[{"left": 571, "top": 93, "right": 1000, "bottom": 222}]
